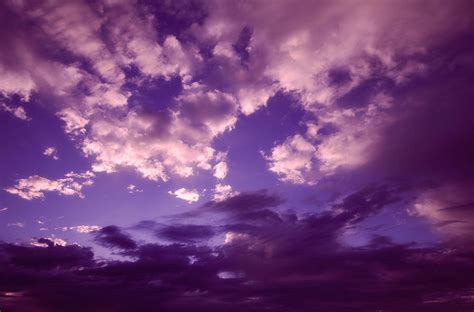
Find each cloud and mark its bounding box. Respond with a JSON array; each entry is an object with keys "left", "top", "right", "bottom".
[
  {"left": 263, "top": 134, "right": 316, "bottom": 184},
  {"left": 0, "top": 187, "right": 473, "bottom": 311},
  {"left": 1, "top": 239, "right": 93, "bottom": 270},
  {"left": 22, "top": 0, "right": 125, "bottom": 85},
  {"left": 94, "top": 226, "right": 137, "bottom": 250},
  {"left": 7, "top": 222, "right": 24, "bottom": 228},
  {"left": 31, "top": 237, "right": 67, "bottom": 248},
  {"left": 127, "top": 184, "right": 143, "bottom": 194},
  {"left": 213, "top": 161, "right": 228, "bottom": 179},
  {"left": 59, "top": 225, "right": 102, "bottom": 234},
  {"left": 43, "top": 147, "right": 59, "bottom": 160},
  {"left": 0, "top": 207, "right": 7, "bottom": 212},
  {"left": 213, "top": 184, "right": 237, "bottom": 202},
  {"left": 0, "top": 103, "right": 29, "bottom": 120},
  {"left": 198, "top": 0, "right": 472, "bottom": 185},
  {"left": 156, "top": 224, "right": 215, "bottom": 243},
  {"left": 4, "top": 171, "right": 95, "bottom": 200},
  {"left": 80, "top": 96, "right": 233, "bottom": 181},
  {"left": 412, "top": 182, "right": 474, "bottom": 239},
  {"left": 168, "top": 188, "right": 200, "bottom": 204},
  {"left": 203, "top": 189, "right": 284, "bottom": 213}
]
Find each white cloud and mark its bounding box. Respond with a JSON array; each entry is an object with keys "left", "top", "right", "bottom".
[
  {"left": 127, "top": 184, "right": 143, "bottom": 193},
  {"left": 0, "top": 208, "right": 7, "bottom": 212},
  {"left": 168, "top": 188, "right": 200, "bottom": 204},
  {"left": 0, "top": 65, "right": 36, "bottom": 101},
  {"left": 224, "top": 231, "right": 250, "bottom": 245},
  {"left": 213, "top": 161, "right": 228, "bottom": 180},
  {"left": 1, "top": 103, "right": 29, "bottom": 120},
  {"left": 43, "top": 147, "right": 59, "bottom": 160},
  {"left": 25, "top": 1, "right": 125, "bottom": 85},
  {"left": 213, "top": 184, "right": 237, "bottom": 202},
  {"left": 79, "top": 87, "right": 236, "bottom": 181},
  {"left": 264, "top": 135, "right": 316, "bottom": 184},
  {"left": 57, "top": 108, "right": 89, "bottom": 135},
  {"left": 264, "top": 91, "right": 395, "bottom": 184},
  {"left": 59, "top": 225, "right": 102, "bottom": 233},
  {"left": 30, "top": 236, "right": 67, "bottom": 247},
  {"left": 4, "top": 171, "right": 95, "bottom": 200}
]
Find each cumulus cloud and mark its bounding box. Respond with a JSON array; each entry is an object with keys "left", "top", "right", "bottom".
[
  {"left": 4, "top": 171, "right": 95, "bottom": 200},
  {"left": 213, "top": 161, "right": 228, "bottom": 179},
  {"left": 79, "top": 85, "right": 238, "bottom": 181},
  {"left": 193, "top": 0, "right": 470, "bottom": 185},
  {"left": 168, "top": 188, "right": 200, "bottom": 204},
  {"left": 264, "top": 134, "right": 316, "bottom": 184},
  {"left": 43, "top": 147, "right": 59, "bottom": 160},
  {"left": 213, "top": 184, "right": 237, "bottom": 202}
]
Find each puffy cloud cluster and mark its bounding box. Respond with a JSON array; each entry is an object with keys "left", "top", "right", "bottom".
[
  {"left": 2, "top": 0, "right": 470, "bottom": 192},
  {"left": 195, "top": 0, "right": 471, "bottom": 185},
  {"left": 5, "top": 171, "right": 95, "bottom": 200},
  {"left": 264, "top": 134, "right": 316, "bottom": 184},
  {"left": 0, "top": 0, "right": 239, "bottom": 188}
]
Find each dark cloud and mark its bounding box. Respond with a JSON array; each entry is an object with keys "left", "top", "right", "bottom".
[
  {"left": 157, "top": 224, "right": 215, "bottom": 243},
  {"left": 94, "top": 226, "right": 138, "bottom": 250},
  {"left": 203, "top": 189, "right": 284, "bottom": 213},
  {"left": 0, "top": 241, "right": 93, "bottom": 270},
  {"left": 0, "top": 187, "right": 473, "bottom": 311}
]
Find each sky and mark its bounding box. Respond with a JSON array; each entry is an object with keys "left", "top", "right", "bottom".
[{"left": 0, "top": 0, "right": 473, "bottom": 310}]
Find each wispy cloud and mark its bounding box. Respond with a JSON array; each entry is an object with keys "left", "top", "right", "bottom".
[{"left": 4, "top": 171, "right": 95, "bottom": 200}]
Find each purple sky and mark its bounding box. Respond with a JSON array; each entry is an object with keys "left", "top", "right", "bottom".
[{"left": 0, "top": 0, "right": 473, "bottom": 310}]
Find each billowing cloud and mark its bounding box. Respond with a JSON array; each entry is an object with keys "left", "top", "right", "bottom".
[
  {"left": 213, "top": 161, "right": 228, "bottom": 179},
  {"left": 31, "top": 236, "right": 67, "bottom": 247},
  {"left": 213, "top": 184, "right": 237, "bottom": 202},
  {"left": 168, "top": 188, "right": 200, "bottom": 204},
  {"left": 4, "top": 171, "right": 95, "bottom": 200},
  {"left": 264, "top": 134, "right": 316, "bottom": 184}
]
